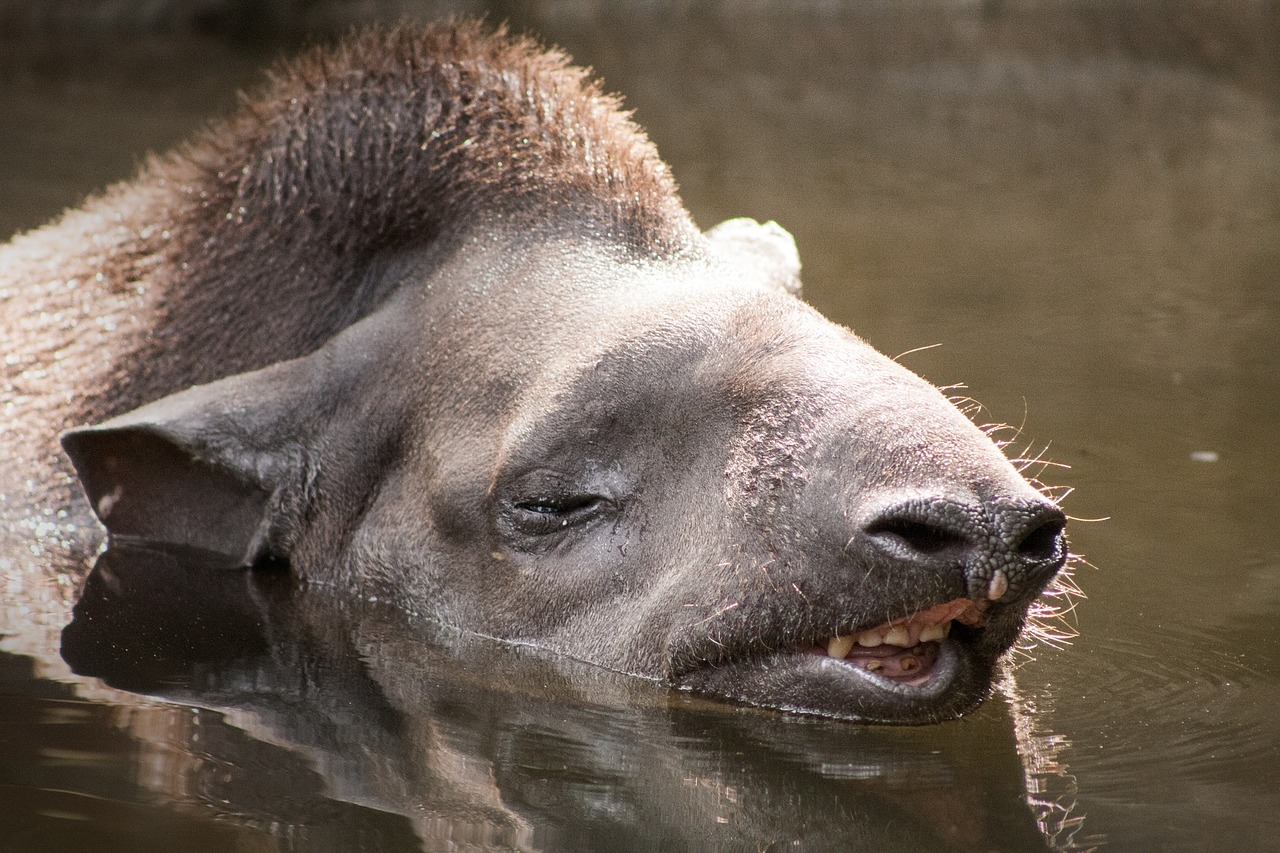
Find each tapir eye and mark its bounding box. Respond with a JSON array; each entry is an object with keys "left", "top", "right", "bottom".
[{"left": 507, "top": 493, "right": 611, "bottom": 537}]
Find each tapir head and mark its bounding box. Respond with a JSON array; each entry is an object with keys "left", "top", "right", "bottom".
[{"left": 62, "top": 217, "right": 1067, "bottom": 724}]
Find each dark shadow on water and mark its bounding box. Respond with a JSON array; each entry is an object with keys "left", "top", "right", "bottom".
[{"left": 60, "top": 543, "right": 1057, "bottom": 852}]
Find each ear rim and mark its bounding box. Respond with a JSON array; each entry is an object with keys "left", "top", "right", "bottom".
[
  {"left": 61, "top": 420, "right": 279, "bottom": 567},
  {"left": 59, "top": 363, "right": 316, "bottom": 567}
]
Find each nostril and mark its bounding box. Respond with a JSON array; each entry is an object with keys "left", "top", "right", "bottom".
[
  {"left": 1015, "top": 517, "right": 1066, "bottom": 561},
  {"left": 866, "top": 518, "right": 969, "bottom": 556}
]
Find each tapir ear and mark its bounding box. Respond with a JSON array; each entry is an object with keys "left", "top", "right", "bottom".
[
  {"left": 706, "top": 217, "right": 802, "bottom": 296},
  {"left": 61, "top": 362, "right": 312, "bottom": 566}
]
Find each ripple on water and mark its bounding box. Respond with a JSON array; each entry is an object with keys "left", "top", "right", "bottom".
[{"left": 1022, "top": 619, "right": 1280, "bottom": 800}]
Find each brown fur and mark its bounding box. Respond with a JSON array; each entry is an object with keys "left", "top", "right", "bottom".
[{"left": 2, "top": 21, "right": 696, "bottom": 434}]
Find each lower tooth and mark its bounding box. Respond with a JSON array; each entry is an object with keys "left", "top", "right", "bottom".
[
  {"left": 900, "top": 656, "right": 919, "bottom": 672},
  {"left": 865, "top": 660, "right": 883, "bottom": 673}
]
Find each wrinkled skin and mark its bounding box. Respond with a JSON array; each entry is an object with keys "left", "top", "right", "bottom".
[{"left": 15, "top": 23, "right": 1066, "bottom": 725}]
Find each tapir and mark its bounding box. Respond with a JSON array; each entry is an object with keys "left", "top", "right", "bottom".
[{"left": 1, "top": 21, "right": 1069, "bottom": 724}]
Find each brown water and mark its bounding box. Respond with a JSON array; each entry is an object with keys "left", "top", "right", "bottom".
[{"left": 2, "top": 5, "right": 1279, "bottom": 851}]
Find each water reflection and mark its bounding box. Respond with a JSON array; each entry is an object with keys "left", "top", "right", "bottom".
[{"left": 61, "top": 543, "right": 1059, "bottom": 851}]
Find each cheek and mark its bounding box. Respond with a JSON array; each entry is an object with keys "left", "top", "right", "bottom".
[
  {"left": 519, "top": 512, "right": 647, "bottom": 600},
  {"left": 496, "top": 495, "right": 696, "bottom": 616}
]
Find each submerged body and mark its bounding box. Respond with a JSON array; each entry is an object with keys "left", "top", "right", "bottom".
[{"left": 1, "top": 21, "right": 1067, "bottom": 723}]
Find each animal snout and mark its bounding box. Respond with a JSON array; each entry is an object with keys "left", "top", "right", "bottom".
[{"left": 862, "top": 493, "right": 1067, "bottom": 602}]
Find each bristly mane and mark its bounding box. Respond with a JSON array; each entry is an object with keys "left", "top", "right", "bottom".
[
  {"left": 53, "top": 21, "right": 698, "bottom": 420},
  {"left": 168, "top": 20, "right": 695, "bottom": 260}
]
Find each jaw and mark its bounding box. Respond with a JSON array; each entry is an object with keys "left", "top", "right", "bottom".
[
  {"left": 670, "top": 599, "right": 1029, "bottom": 725},
  {"left": 675, "top": 639, "right": 988, "bottom": 724}
]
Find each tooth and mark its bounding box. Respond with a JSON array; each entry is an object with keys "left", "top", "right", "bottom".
[
  {"left": 857, "top": 630, "right": 884, "bottom": 647},
  {"left": 865, "top": 660, "right": 883, "bottom": 673},
  {"left": 884, "top": 625, "right": 910, "bottom": 647},
  {"left": 900, "top": 656, "right": 920, "bottom": 672},
  {"left": 919, "top": 623, "right": 947, "bottom": 643},
  {"left": 987, "top": 569, "right": 1009, "bottom": 601},
  {"left": 827, "top": 635, "right": 855, "bottom": 659}
]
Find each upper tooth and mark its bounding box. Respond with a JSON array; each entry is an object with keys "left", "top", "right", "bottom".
[
  {"left": 919, "top": 622, "right": 948, "bottom": 643},
  {"left": 884, "top": 625, "right": 911, "bottom": 647},
  {"left": 987, "top": 569, "right": 1009, "bottom": 601},
  {"left": 845, "top": 619, "right": 953, "bottom": 651},
  {"left": 827, "top": 635, "right": 855, "bottom": 659}
]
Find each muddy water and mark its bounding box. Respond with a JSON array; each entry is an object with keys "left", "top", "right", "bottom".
[{"left": 2, "top": 5, "right": 1279, "bottom": 852}]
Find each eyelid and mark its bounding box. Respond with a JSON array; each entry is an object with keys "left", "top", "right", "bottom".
[
  {"left": 506, "top": 493, "right": 611, "bottom": 537},
  {"left": 515, "top": 493, "right": 603, "bottom": 515},
  {"left": 496, "top": 463, "right": 630, "bottom": 541}
]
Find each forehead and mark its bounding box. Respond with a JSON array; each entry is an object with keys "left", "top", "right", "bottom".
[
  {"left": 442, "top": 230, "right": 956, "bottom": 455},
  {"left": 489, "top": 233, "right": 869, "bottom": 371},
  {"left": 498, "top": 282, "right": 916, "bottom": 456}
]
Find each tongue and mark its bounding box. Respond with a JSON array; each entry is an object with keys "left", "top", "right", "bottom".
[{"left": 845, "top": 641, "right": 940, "bottom": 680}]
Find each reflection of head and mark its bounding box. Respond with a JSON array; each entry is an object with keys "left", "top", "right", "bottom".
[{"left": 64, "top": 543, "right": 1056, "bottom": 851}]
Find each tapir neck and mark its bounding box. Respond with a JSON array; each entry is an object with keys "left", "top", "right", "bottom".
[{"left": 9, "top": 22, "right": 697, "bottom": 429}]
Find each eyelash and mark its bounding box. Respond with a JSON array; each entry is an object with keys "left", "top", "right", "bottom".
[{"left": 509, "top": 494, "right": 610, "bottom": 536}]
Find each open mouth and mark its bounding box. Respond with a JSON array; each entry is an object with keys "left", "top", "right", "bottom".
[
  {"left": 801, "top": 598, "right": 989, "bottom": 687},
  {"left": 676, "top": 595, "right": 1006, "bottom": 723}
]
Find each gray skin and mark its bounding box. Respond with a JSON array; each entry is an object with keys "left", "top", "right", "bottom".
[
  {"left": 31, "top": 23, "right": 1066, "bottom": 725},
  {"left": 62, "top": 220, "right": 1066, "bottom": 724}
]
